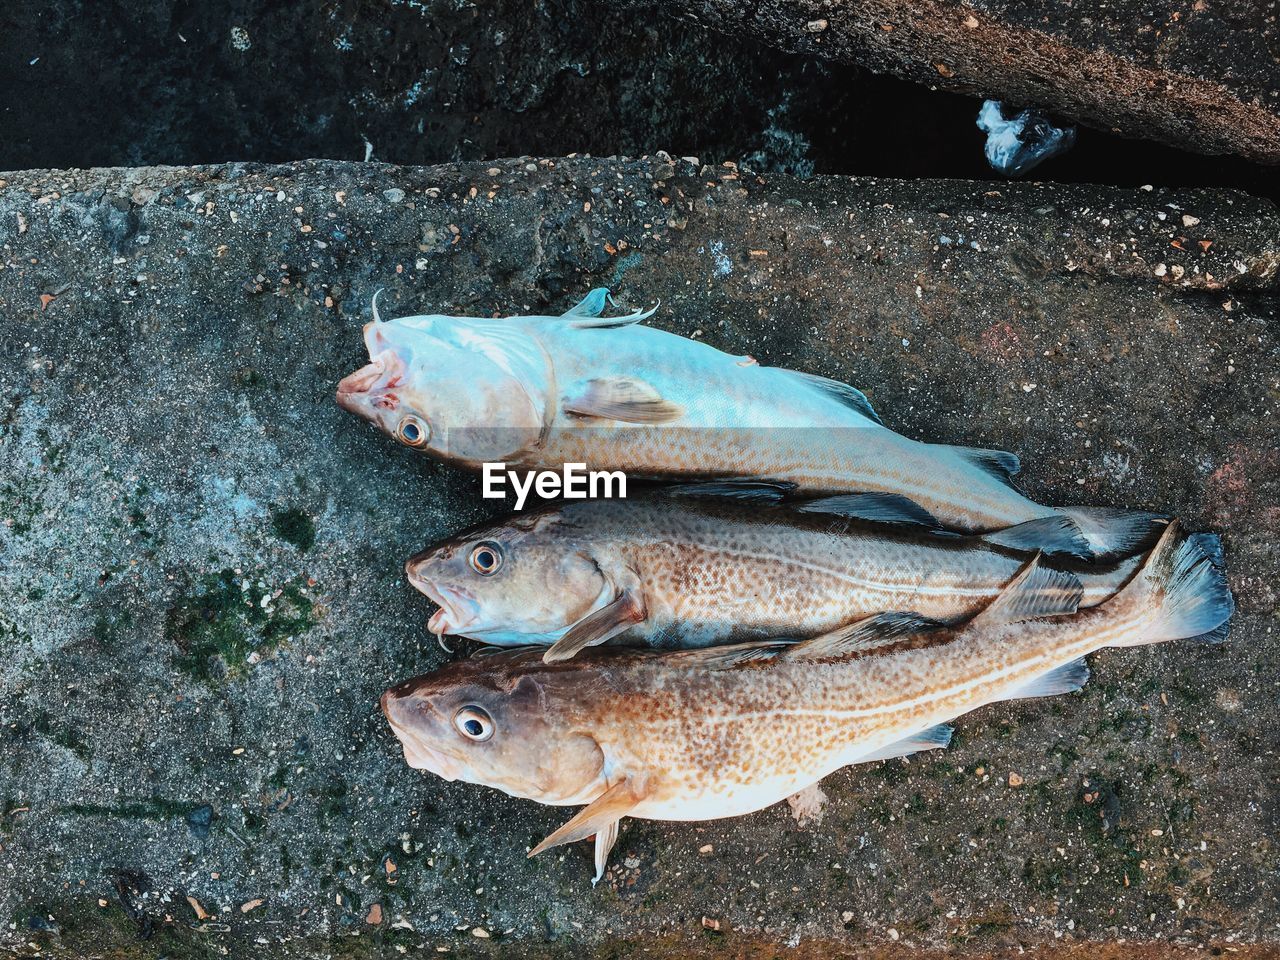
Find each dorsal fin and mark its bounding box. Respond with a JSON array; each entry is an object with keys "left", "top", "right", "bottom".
[
  {"left": 796, "top": 492, "right": 941, "bottom": 529},
  {"left": 469, "top": 644, "right": 545, "bottom": 661},
  {"left": 776, "top": 368, "right": 882, "bottom": 425},
  {"left": 970, "top": 555, "right": 1083, "bottom": 628},
  {"left": 666, "top": 480, "right": 795, "bottom": 504},
  {"left": 942, "top": 444, "right": 1022, "bottom": 486},
  {"left": 783, "top": 612, "right": 943, "bottom": 662},
  {"left": 561, "top": 288, "right": 610, "bottom": 319},
  {"left": 559, "top": 288, "right": 658, "bottom": 328},
  {"left": 981, "top": 515, "right": 1090, "bottom": 560}
]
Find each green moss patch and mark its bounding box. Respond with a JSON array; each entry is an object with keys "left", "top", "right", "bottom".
[
  {"left": 270, "top": 506, "right": 317, "bottom": 552},
  {"left": 1, "top": 476, "right": 42, "bottom": 537},
  {"left": 167, "top": 569, "right": 317, "bottom": 682},
  {"left": 61, "top": 797, "right": 195, "bottom": 820}
]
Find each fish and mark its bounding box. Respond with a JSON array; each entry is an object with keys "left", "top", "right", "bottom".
[
  {"left": 405, "top": 484, "right": 1146, "bottom": 662},
  {"left": 381, "top": 522, "right": 1232, "bottom": 883},
  {"left": 336, "top": 289, "right": 1162, "bottom": 560}
]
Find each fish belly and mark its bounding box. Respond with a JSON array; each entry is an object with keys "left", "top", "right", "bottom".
[{"left": 631, "top": 772, "right": 827, "bottom": 822}]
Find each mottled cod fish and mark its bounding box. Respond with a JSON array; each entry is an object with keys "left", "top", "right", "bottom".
[
  {"left": 337, "top": 289, "right": 1163, "bottom": 560},
  {"left": 405, "top": 485, "right": 1144, "bottom": 662},
  {"left": 381, "top": 524, "right": 1231, "bottom": 883}
]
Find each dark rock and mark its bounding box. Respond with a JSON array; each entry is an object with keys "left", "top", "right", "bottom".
[
  {"left": 0, "top": 158, "right": 1277, "bottom": 956},
  {"left": 25, "top": 913, "right": 59, "bottom": 933},
  {"left": 185, "top": 804, "right": 215, "bottom": 840},
  {"left": 650, "top": 0, "right": 1280, "bottom": 163}
]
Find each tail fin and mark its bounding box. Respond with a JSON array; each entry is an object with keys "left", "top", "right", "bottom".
[
  {"left": 1109, "top": 522, "right": 1234, "bottom": 647},
  {"left": 1187, "top": 531, "right": 1225, "bottom": 569},
  {"left": 1058, "top": 507, "right": 1167, "bottom": 562}
]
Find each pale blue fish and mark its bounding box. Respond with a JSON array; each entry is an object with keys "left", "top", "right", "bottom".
[{"left": 337, "top": 289, "right": 1162, "bottom": 560}]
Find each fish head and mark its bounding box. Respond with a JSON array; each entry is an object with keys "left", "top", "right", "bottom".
[
  {"left": 406, "top": 510, "right": 610, "bottom": 643},
  {"left": 380, "top": 653, "right": 607, "bottom": 802},
  {"left": 336, "top": 312, "right": 549, "bottom": 463}
]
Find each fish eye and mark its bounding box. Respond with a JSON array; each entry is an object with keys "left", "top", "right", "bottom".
[
  {"left": 453, "top": 705, "right": 494, "bottom": 742},
  {"left": 397, "top": 415, "right": 429, "bottom": 447},
  {"left": 469, "top": 541, "right": 503, "bottom": 576}
]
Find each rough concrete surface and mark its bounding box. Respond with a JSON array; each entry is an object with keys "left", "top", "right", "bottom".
[
  {"left": 0, "top": 158, "right": 1277, "bottom": 958},
  {"left": 653, "top": 0, "right": 1280, "bottom": 164}
]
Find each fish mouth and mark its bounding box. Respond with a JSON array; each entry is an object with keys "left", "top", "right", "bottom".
[
  {"left": 408, "top": 573, "right": 480, "bottom": 637},
  {"left": 380, "top": 691, "right": 463, "bottom": 781},
  {"left": 335, "top": 351, "right": 407, "bottom": 414}
]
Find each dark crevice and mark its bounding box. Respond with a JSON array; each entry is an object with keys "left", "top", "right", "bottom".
[{"left": 0, "top": 0, "right": 1274, "bottom": 204}]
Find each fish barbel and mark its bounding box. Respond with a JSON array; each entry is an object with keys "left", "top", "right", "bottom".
[
  {"left": 405, "top": 485, "right": 1144, "bottom": 661},
  {"left": 337, "top": 289, "right": 1163, "bottom": 560},
  {"left": 381, "top": 523, "right": 1231, "bottom": 882}
]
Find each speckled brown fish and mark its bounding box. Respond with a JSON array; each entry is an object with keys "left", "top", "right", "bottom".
[
  {"left": 381, "top": 523, "right": 1231, "bottom": 883},
  {"left": 405, "top": 485, "right": 1144, "bottom": 661},
  {"left": 336, "top": 289, "right": 1163, "bottom": 560}
]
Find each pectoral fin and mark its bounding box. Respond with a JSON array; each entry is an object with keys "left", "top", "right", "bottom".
[
  {"left": 543, "top": 590, "right": 645, "bottom": 663},
  {"left": 529, "top": 779, "right": 644, "bottom": 877},
  {"left": 564, "top": 378, "right": 684, "bottom": 423}
]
